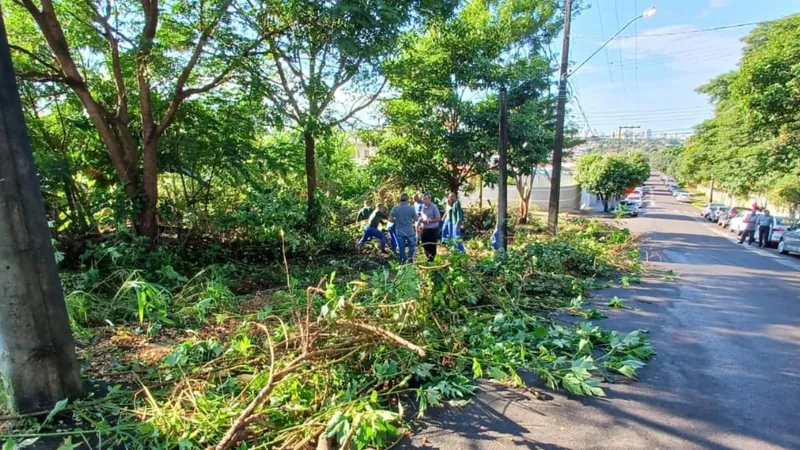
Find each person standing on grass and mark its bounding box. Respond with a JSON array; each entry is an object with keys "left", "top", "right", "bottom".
[
  {"left": 739, "top": 209, "right": 758, "bottom": 245},
  {"left": 390, "top": 193, "right": 419, "bottom": 263},
  {"left": 356, "top": 204, "right": 388, "bottom": 253},
  {"left": 442, "top": 192, "right": 466, "bottom": 253},
  {"left": 356, "top": 198, "right": 373, "bottom": 222},
  {"left": 419, "top": 193, "right": 442, "bottom": 262},
  {"left": 757, "top": 209, "right": 773, "bottom": 248}
]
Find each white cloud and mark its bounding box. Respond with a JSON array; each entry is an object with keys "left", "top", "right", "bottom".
[
  {"left": 709, "top": 0, "right": 730, "bottom": 8},
  {"left": 609, "top": 24, "right": 744, "bottom": 75}
]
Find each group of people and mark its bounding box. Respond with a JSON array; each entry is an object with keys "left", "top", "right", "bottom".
[
  {"left": 355, "top": 192, "right": 466, "bottom": 263},
  {"left": 738, "top": 205, "right": 773, "bottom": 248}
]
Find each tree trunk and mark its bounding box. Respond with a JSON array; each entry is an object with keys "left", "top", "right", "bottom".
[
  {"left": 304, "top": 131, "right": 318, "bottom": 226},
  {"left": 448, "top": 177, "right": 460, "bottom": 195},
  {"left": 600, "top": 194, "right": 609, "bottom": 212},
  {"left": 477, "top": 175, "right": 483, "bottom": 208},
  {"left": 137, "top": 140, "right": 159, "bottom": 242},
  {"left": 0, "top": 23, "right": 83, "bottom": 412},
  {"left": 709, "top": 179, "right": 715, "bottom": 203}
]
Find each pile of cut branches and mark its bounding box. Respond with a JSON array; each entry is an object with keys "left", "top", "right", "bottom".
[{"left": 1, "top": 219, "right": 653, "bottom": 450}]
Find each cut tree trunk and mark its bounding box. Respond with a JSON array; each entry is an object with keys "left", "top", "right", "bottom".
[
  {"left": 0, "top": 23, "right": 83, "bottom": 412},
  {"left": 304, "top": 131, "right": 318, "bottom": 226}
]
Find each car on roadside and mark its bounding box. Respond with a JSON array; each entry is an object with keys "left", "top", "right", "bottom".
[
  {"left": 614, "top": 200, "right": 639, "bottom": 217},
  {"left": 778, "top": 226, "right": 800, "bottom": 255},
  {"left": 729, "top": 211, "right": 755, "bottom": 234},
  {"left": 626, "top": 193, "right": 643, "bottom": 207},
  {"left": 672, "top": 190, "right": 688, "bottom": 197},
  {"left": 676, "top": 192, "right": 691, "bottom": 203},
  {"left": 768, "top": 216, "right": 799, "bottom": 246},
  {"left": 718, "top": 207, "right": 742, "bottom": 228},
  {"left": 710, "top": 205, "right": 728, "bottom": 222},
  {"left": 701, "top": 203, "right": 726, "bottom": 219}
]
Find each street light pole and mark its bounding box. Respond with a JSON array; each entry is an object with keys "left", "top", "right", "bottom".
[
  {"left": 548, "top": 5, "right": 656, "bottom": 235},
  {"left": 547, "top": 0, "right": 573, "bottom": 235}
]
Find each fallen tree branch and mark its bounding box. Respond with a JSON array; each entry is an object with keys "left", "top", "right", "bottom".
[{"left": 341, "top": 320, "right": 426, "bottom": 358}]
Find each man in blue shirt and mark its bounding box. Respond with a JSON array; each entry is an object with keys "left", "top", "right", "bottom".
[{"left": 390, "top": 193, "right": 419, "bottom": 263}]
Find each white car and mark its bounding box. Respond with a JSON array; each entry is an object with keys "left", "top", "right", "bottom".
[
  {"left": 625, "top": 193, "right": 643, "bottom": 207},
  {"left": 730, "top": 211, "right": 757, "bottom": 234},
  {"left": 676, "top": 193, "right": 690, "bottom": 202},
  {"left": 769, "top": 217, "right": 798, "bottom": 244}
]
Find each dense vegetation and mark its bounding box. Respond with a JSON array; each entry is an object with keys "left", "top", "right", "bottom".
[
  {"left": 651, "top": 15, "right": 800, "bottom": 214},
  {"left": 1, "top": 219, "right": 653, "bottom": 450},
  {"left": 574, "top": 152, "right": 651, "bottom": 211},
  {"left": 0, "top": 0, "right": 662, "bottom": 448}
]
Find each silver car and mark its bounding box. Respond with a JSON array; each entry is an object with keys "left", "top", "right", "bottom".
[
  {"left": 769, "top": 217, "right": 798, "bottom": 245},
  {"left": 778, "top": 227, "right": 800, "bottom": 255}
]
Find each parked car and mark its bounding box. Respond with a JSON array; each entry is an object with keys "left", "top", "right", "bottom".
[
  {"left": 672, "top": 190, "right": 688, "bottom": 197},
  {"left": 676, "top": 192, "right": 691, "bottom": 202},
  {"left": 626, "top": 193, "right": 643, "bottom": 207},
  {"left": 615, "top": 201, "right": 639, "bottom": 217},
  {"left": 778, "top": 226, "right": 800, "bottom": 255},
  {"left": 701, "top": 203, "right": 726, "bottom": 219},
  {"left": 729, "top": 211, "right": 755, "bottom": 234},
  {"left": 768, "top": 216, "right": 798, "bottom": 245},
  {"left": 710, "top": 205, "right": 728, "bottom": 222},
  {"left": 719, "top": 207, "right": 745, "bottom": 228}
]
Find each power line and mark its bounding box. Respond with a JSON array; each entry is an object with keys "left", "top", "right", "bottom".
[
  {"left": 594, "top": 0, "right": 615, "bottom": 89},
  {"left": 568, "top": 80, "right": 597, "bottom": 137},
  {"left": 634, "top": 0, "right": 638, "bottom": 99},
  {"left": 570, "top": 19, "right": 778, "bottom": 41},
  {"left": 613, "top": 0, "right": 624, "bottom": 85}
]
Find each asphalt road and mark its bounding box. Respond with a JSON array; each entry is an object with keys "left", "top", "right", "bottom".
[{"left": 399, "top": 175, "right": 800, "bottom": 450}]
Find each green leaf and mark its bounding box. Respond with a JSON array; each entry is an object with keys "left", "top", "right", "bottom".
[
  {"left": 42, "top": 398, "right": 69, "bottom": 429},
  {"left": 486, "top": 366, "right": 506, "bottom": 381},
  {"left": 472, "top": 358, "right": 483, "bottom": 379},
  {"left": 412, "top": 363, "right": 435, "bottom": 380}
]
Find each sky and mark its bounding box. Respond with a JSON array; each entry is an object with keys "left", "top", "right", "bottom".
[{"left": 565, "top": 0, "right": 799, "bottom": 137}]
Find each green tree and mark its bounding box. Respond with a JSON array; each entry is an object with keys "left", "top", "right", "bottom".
[
  {"left": 373, "top": 0, "right": 562, "bottom": 195},
  {"left": 7, "top": 0, "right": 267, "bottom": 242},
  {"left": 249, "top": 0, "right": 452, "bottom": 227},
  {"left": 575, "top": 153, "right": 647, "bottom": 212}
]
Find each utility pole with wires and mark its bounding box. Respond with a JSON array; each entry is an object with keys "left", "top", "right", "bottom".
[
  {"left": 0, "top": 15, "right": 83, "bottom": 412},
  {"left": 617, "top": 125, "right": 640, "bottom": 151},
  {"left": 497, "top": 87, "right": 508, "bottom": 251},
  {"left": 547, "top": 0, "right": 572, "bottom": 235}
]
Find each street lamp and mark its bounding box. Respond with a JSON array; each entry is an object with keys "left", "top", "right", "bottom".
[
  {"left": 569, "top": 6, "right": 657, "bottom": 78},
  {"left": 547, "top": 3, "right": 656, "bottom": 235}
]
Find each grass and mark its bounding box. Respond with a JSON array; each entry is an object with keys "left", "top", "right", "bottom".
[{"left": 2, "top": 219, "right": 654, "bottom": 450}]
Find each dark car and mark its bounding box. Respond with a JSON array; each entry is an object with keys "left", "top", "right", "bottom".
[{"left": 709, "top": 205, "right": 728, "bottom": 222}]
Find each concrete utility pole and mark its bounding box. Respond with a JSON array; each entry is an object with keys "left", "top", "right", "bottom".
[
  {"left": 547, "top": 0, "right": 572, "bottom": 235},
  {"left": 0, "top": 13, "right": 82, "bottom": 412},
  {"left": 497, "top": 87, "right": 508, "bottom": 251}
]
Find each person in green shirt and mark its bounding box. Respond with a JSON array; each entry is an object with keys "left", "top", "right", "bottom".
[
  {"left": 441, "top": 192, "right": 466, "bottom": 253},
  {"left": 356, "top": 199, "right": 373, "bottom": 222},
  {"left": 356, "top": 204, "right": 388, "bottom": 252}
]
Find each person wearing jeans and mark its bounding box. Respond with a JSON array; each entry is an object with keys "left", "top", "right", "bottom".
[
  {"left": 739, "top": 210, "right": 758, "bottom": 245},
  {"left": 419, "top": 193, "right": 442, "bottom": 262},
  {"left": 357, "top": 204, "right": 388, "bottom": 252},
  {"left": 441, "top": 192, "right": 466, "bottom": 253},
  {"left": 390, "top": 193, "right": 419, "bottom": 263},
  {"left": 757, "top": 210, "right": 773, "bottom": 247}
]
